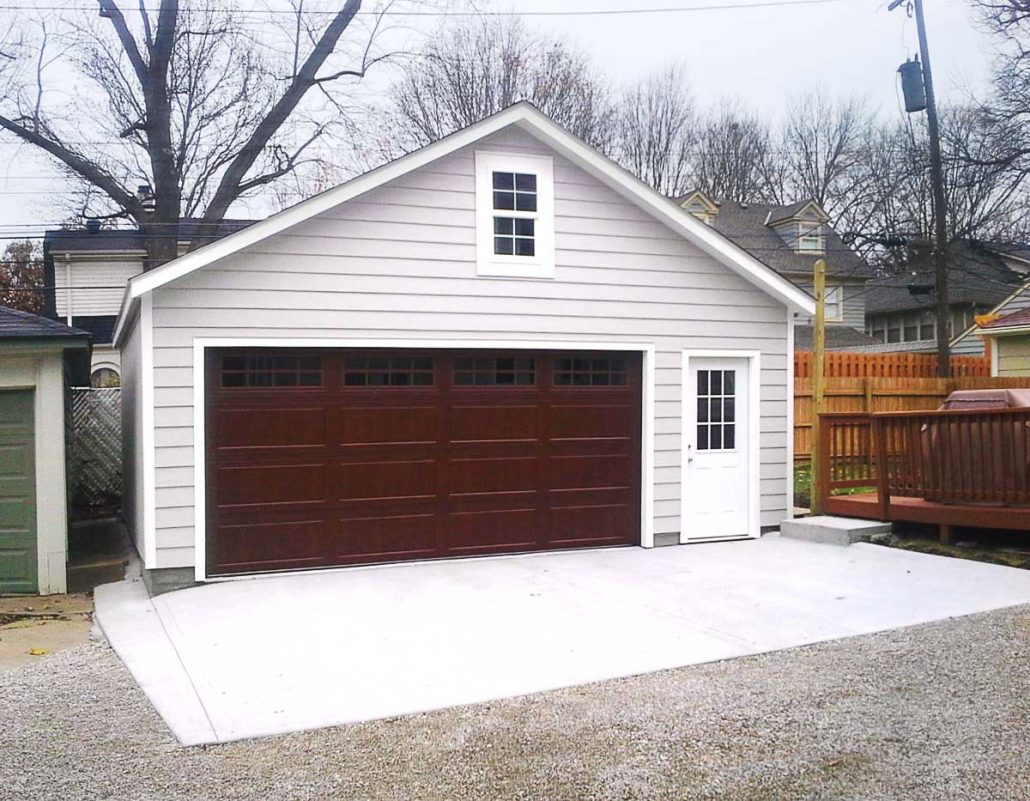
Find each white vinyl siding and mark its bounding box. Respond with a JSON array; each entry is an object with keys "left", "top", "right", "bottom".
[
  {"left": 119, "top": 314, "right": 147, "bottom": 560},
  {"left": 996, "top": 334, "right": 1030, "bottom": 376},
  {"left": 54, "top": 256, "right": 142, "bottom": 318},
  {"left": 142, "top": 127, "right": 791, "bottom": 569}
]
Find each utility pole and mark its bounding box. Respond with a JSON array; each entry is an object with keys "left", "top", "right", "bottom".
[
  {"left": 810, "top": 258, "right": 827, "bottom": 516},
  {"left": 892, "top": 0, "right": 951, "bottom": 377}
]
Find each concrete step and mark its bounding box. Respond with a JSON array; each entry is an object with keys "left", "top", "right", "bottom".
[{"left": 780, "top": 516, "right": 892, "bottom": 546}]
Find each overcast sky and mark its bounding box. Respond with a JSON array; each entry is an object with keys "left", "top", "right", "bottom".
[{"left": 0, "top": 0, "right": 995, "bottom": 235}]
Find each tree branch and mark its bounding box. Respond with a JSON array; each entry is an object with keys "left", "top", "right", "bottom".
[{"left": 98, "top": 0, "right": 148, "bottom": 87}]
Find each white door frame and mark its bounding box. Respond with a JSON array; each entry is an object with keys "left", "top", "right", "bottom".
[
  {"left": 680, "top": 349, "right": 762, "bottom": 543},
  {"left": 191, "top": 337, "right": 656, "bottom": 582}
]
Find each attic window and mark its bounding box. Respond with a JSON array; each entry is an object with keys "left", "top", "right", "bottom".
[
  {"left": 475, "top": 151, "right": 554, "bottom": 278},
  {"left": 798, "top": 221, "right": 824, "bottom": 253}
]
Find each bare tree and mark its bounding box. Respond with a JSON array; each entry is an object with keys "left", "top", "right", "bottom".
[
  {"left": 0, "top": 0, "right": 405, "bottom": 267},
  {"left": 689, "top": 100, "right": 780, "bottom": 202},
  {"left": 780, "top": 90, "right": 871, "bottom": 218},
  {"left": 612, "top": 64, "right": 694, "bottom": 197},
  {"left": 375, "top": 15, "right": 613, "bottom": 160}
]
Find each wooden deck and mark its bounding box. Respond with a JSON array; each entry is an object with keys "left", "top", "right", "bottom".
[{"left": 817, "top": 408, "right": 1030, "bottom": 542}]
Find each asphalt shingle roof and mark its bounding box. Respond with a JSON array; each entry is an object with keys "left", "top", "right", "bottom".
[
  {"left": 707, "top": 201, "right": 874, "bottom": 280},
  {"left": 44, "top": 218, "right": 257, "bottom": 254},
  {"left": 794, "top": 324, "right": 880, "bottom": 350},
  {"left": 865, "top": 243, "right": 1026, "bottom": 315},
  {"left": 0, "top": 305, "right": 90, "bottom": 339},
  {"left": 981, "top": 306, "right": 1030, "bottom": 331}
]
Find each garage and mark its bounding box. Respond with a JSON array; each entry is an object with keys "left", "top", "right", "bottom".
[{"left": 206, "top": 349, "right": 642, "bottom": 575}]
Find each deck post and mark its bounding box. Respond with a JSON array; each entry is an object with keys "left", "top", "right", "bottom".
[
  {"left": 939, "top": 524, "right": 954, "bottom": 545},
  {"left": 872, "top": 415, "right": 890, "bottom": 521}
]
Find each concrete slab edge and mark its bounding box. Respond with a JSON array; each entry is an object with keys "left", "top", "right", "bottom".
[{"left": 93, "top": 577, "right": 220, "bottom": 746}]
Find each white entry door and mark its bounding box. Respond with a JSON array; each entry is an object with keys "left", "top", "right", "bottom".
[{"left": 682, "top": 355, "right": 754, "bottom": 541}]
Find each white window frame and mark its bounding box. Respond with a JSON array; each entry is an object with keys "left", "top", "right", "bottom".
[
  {"left": 797, "top": 221, "right": 824, "bottom": 253},
  {"left": 475, "top": 151, "right": 555, "bottom": 279},
  {"left": 824, "top": 284, "right": 843, "bottom": 321}
]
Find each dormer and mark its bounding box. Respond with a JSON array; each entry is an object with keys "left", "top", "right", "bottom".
[
  {"left": 765, "top": 200, "right": 830, "bottom": 255},
  {"left": 677, "top": 189, "right": 720, "bottom": 226}
]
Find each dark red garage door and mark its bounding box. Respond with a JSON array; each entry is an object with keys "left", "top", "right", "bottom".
[{"left": 205, "top": 349, "right": 641, "bottom": 576}]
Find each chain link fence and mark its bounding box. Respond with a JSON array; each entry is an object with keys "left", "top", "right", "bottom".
[{"left": 68, "top": 387, "right": 122, "bottom": 518}]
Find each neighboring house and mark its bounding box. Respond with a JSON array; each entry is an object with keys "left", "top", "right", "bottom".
[
  {"left": 0, "top": 306, "right": 91, "bottom": 594},
  {"left": 861, "top": 241, "right": 1030, "bottom": 357},
  {"left": 980, "top": 307, "right": 1030, "bottom": 376},
  {"left": 114, "top": 102, "right": 814, "bottom": 594},
  {"left": 43, "top": 219, "right": 253, "bottom": 386},
  {"left": 677, "top": 191, "right": 877, "bottom": 350}
]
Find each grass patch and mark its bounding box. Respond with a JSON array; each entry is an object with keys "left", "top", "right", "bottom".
[
  {"left": 884, "top": 533, "right": 1030, "bottom": 571},
  {"left": 794, "top": 462, "right": 876, "bottom": 509}
]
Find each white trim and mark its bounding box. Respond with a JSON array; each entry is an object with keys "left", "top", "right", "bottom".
[
  {"left": 785, "top": 315, "right": 795, "bottom": 519},
  {"left": 981, "top": 324, "right": 1030, "bottom": 337},
  {"left": 191, "top": 337, "right": 656, "bottom": 581},
  {"left": 475, "top": 151, "right": 555, "bottom": 279},
  {"left": 140, "top": 294, "right": 157, "bottom": 568},
  {"left": 679, "top": 349, "right": 762, "bottom": 543},
  {"left": 990, "top": 335, "right": 999, "bottom": 376},
  {"left": 112, "top": 103, "right": 813, "bottom": 346}
]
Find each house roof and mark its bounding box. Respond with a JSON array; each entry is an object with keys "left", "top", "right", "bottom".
[
  {"left": 706, "top": 200, "right": 874, "bottom": 280},
  {"left": 865, "top": 243, "right": 1025, "bottom": 315},
  {"left": 765, "top": 200, "right": 825, "bottom": 226},
  {"left": 793, "top": 324, "right": 880, "bottom": 351},
  {"left": 113, "top": 103, "right": 814, "bottom": 345},
  {"left": 980, "top": 306, "right": 1030, "bottom": 333},
  {"left": 44, "top": 218, "right": 257, "bottom": 255},
  {"left": 0, "top": 305, "right": 91, "bottom": 340},
  {"left": 70, "top": 315, "right": 117, "bottom": 345}
]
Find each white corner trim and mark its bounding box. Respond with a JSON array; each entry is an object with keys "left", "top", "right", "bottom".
[
  {"left": 990, "top": 335, "right": 999, "bottom": 376},
  {"left": 679, "top": 349, "right": 762, "bottom": 544},
  {"left": 112, "top": 103, "right": 814, "bottom": 344},
  {"left": 141, "top": 294, "right": 157, "bottom": 568},
  {"left": 191, "top": 337, "right": 657, "bottom": 581},
  {"left": 785, "top": 315, "right": 796, "bottom": 520},
  {"left": 474, "top": 150, "right": 555, "bottom": 279}
]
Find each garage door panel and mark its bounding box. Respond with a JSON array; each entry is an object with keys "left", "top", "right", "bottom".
[
  {"left": 215, "top": 407, "right": 329, "bottom": 450},
  {"left": 448, "top": 405, "right": 538, "bottom": 443},
  {"left": 216, "top": 462, "right": 327, "bottom": 508},
  {"left": 446, "top": 508, "right": 538, "bottom": 552},
  {"left": 548, "top": 503, "right": 634, "bottom": 546},
  {"left": 447, "top": 456, "right": 539, "bottom": 496},
  {"left": 335, "top": 459, "right": 437, "bottom": 502},
  {"left": 549, "top": 403, "right": 636, "bottom": 441},
  {"left": 336, "top": 513, "right": 438, "bottom": 560},
  {"left": 549, "top": 454, "right": 633, "bottom": 491},
  {"left": 339, "top": 406, "right": 440, "bottom": 446},
  {"left": 213, "top": 519, "right": 326, "bottom": 572}
]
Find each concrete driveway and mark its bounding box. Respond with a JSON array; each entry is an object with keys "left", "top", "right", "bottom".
[{"left": 94, "top": 535, "right": 1030, "bottom": 746}]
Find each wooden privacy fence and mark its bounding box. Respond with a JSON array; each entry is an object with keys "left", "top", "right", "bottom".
[
  {"left": 795, "top": 351, "right": 990, "bottom": 379},
  {"left": 795, "top": 376, "right": 1030, "bottom": 462}
]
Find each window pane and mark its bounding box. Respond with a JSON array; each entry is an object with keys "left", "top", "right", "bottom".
[
  {"left": 494, "top": 217, "right": 513, "bottom": 235},
  {"left": 494, "top": 237, "right": 514, "bottom": 255},
  {"left": 724, "top": 425, "right": 735, "bottom": 449},
  {"left": 514, "top": 218, "right": 535, "bottom": 236},
  {"left": 724, "top": 371, "right": 735, "bottom": 395},
  {"left": 697, "top": 371, "right": 709, "bottom": 396},
  {"left": 711, "top": 371, "right": 722, "bottom": 395},
  {"left": 493, "top": 191, "right": 514, "bottom": 210},
  {"left": 724, "top": 398, "right": 735, "bottom": 423},
  {"left": 454, "top": 356, "right": 535, "bottom": 386},
  {"left": 492, "top": 172, "right": 514, "bottom": 190},
  {"left": 515, "top": 173, "right": 536, "bottom": 191},
  {"left": 710, "top": 426, "right": 723, "bottom": 450},
  {"left": 711, "top": 399, "right": 722, "bottom": 423},
  {"left": 515, "top": 193, "right": 537, "bottom": 212},
  {"left": 515, "top": 238, "right": 535, "bottom": 257},
  {"left": 697, "top": 425, "right": 709, "bottom": 450},
  {"left": 697, "top": 398, "right": 709, "bottom": 423}
]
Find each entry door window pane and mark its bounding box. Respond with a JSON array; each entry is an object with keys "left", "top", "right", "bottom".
[{"left": 696, "top": 369, "right": 737, "bottom": 451}]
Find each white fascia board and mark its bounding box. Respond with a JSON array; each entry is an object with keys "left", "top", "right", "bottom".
[
  {"left": 116, "top": 102, "right": 815, "bottom": 320},
  {"left": 981, "top": 324, "right": 1030, "bottom": 337}
]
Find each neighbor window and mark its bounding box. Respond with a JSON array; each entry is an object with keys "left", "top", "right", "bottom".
[
  {"left": 798, "top": 221, "right": 824, "bottom": 252},
  {"left": 475, "top": 151, "right": 554, "bottom": 278},
  {"left": 824, "top": 285, "right": 843, "bottom": 321}
]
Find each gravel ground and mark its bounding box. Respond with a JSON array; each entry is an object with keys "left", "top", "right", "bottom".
[{"left": 1, "top": 606, "right": 1028, "bottom": 801}]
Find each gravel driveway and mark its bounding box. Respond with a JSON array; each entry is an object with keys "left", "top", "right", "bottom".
[{"left": 2, "top": 605, "right": 1027, "bottom": 801}]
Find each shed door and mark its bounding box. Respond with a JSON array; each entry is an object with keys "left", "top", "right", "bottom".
[
  {"left": 0, "top": 390, "right": 37, "bottom": 593},
  {"left": 206, "top": 349, "right": 642, "bottom": 576},
  {"left": 683, "top": 357, "right": 752, "bottom": 541}
]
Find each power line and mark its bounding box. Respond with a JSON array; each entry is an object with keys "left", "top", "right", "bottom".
[{"left": 0, "top": 0, "right": 844, "bottom": 17}]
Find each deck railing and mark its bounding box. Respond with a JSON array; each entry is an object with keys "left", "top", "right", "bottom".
[{"left": 818, "top": 408, "right": 1030, "bottom": 513}]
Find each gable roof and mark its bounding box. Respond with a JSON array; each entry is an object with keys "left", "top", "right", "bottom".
[
  {"left": 765, "top": 200, "right": 828, "bottom": 226},
  {"left": 113, "top": 103, "right": 814, "bottom": 345},
  {"left": 44, "top": 218, "right": 257, "bottom": 255},
  {"left": 705, "top": 200, "right": 874, "bottom": 280},
  {"left": 0, "top": 305, "right": 91, "bottom": 340},
  {"left": 866, "top": 242, "right": 1025, "bottom": 315},
  {"left": 980, "top": 306, "right": 1030, "bottom": 334}
]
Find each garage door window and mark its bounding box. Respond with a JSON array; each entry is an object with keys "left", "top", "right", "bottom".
[
  {"left": 221, "top": 355, "right": 322, "bottom": 388},
  {"left": 554, "top": 357, "right": 627, "bottom": 386},
  {"left": 343, "top": 355, "right": 434, "bottom": 387},
  {"left": 454, "top": 356, "right": 535, "bottom": 386}
]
